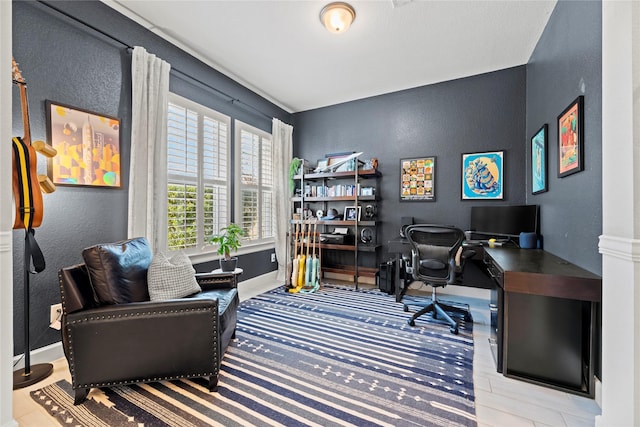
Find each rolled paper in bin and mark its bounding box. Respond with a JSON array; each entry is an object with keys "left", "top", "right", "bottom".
[{"left": 519, "top": 232, "right": 538, "bottom": 249}]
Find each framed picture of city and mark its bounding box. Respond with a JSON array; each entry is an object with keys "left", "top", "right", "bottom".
[{"left": 46, "top": 100, "right": 121, "bottom": 187}]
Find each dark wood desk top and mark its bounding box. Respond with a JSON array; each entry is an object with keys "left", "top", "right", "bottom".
[{"left": 484, "top": 247, "right": 602, "bottom": 302}]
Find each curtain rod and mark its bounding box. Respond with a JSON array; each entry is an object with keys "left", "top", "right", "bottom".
[{"left": 37, "top": 1, "right": 274, "bottom": 121}]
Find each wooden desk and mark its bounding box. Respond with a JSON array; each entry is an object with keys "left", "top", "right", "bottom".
[{"left": 484, "top": 247, "right": 601, "bottom": 397}]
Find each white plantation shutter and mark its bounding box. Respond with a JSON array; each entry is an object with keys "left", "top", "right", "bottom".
[
  {"left": 261, "top": 138, "right": 274, "bottom": 238},
  {"left": 236, "top": 121, "right": 274, "bottom": 244},
  {"left": 167, "top": 93, "right": 229, "bottom": 252},
  {"left": 203, "top": 117, "right": 229, "bottom": 241}
]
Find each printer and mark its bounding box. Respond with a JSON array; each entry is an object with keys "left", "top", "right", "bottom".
[{"left": 320, "top": 227, "right": 354, "bottom": 245}]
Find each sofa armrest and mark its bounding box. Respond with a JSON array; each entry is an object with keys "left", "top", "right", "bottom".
[
  {"left": 63, "top": 299, "right": 219, "bottom": 389},
  {"left": 195, "top": 272, "right": 238, "bottom": 290}
]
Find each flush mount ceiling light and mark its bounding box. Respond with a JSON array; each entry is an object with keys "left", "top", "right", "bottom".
[{"left": 320, "top": 2, "right": 356, "bottom": 34}]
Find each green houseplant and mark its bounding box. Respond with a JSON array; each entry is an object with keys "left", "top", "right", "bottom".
[
  {"left": 209, "top": 223, "right": 246, "bottom": 272},
  {"left": 289, "top": 157, "right": 302, "bottom": 194}
]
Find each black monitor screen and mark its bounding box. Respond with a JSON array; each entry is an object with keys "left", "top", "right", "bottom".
[{"left": 470, "top": 205, "right": 539, "bottom": 237}]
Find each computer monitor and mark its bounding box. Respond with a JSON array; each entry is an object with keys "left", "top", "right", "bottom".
[{"left": 469, "top": 205, "right": 539, "bottom": 238}]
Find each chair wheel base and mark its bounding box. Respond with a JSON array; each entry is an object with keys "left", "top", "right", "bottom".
[{"left": 450, "top": 327, "right": 459, "bottom": 334}]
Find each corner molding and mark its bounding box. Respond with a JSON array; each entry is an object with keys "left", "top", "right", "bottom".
[{"left": 598, "top": 234, "right": 640, "bottom": 262}]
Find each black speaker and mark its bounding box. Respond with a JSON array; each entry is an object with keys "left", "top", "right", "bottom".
[{"left": 360, "top": 227, "right": 373, "bottom": 244}]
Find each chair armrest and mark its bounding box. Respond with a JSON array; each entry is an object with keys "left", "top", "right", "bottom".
[
  {"left": 195, "top": 272, "right": 238, "bottom": 290},
  {"left": 66, "top": 298, "right": 217, "bottom": 320}
]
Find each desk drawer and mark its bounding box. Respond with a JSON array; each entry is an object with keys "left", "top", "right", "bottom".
[{"left": 483, "top": 256, "right": 504, "bottom": 287}]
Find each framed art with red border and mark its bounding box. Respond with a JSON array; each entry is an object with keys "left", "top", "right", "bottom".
[{"left": 557, "top": 96, "right": 584, "bottom": 178}]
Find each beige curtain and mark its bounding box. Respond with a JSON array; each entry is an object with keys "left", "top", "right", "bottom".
[
  {"left": 128, "top": 46, "right": 171, "bottom": 253},
  {"left": 272, "top": 118, "right": 293, "bottom": 283}
]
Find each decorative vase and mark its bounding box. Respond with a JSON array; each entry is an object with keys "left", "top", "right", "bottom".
[{"left": 220, "top": 257, "right": 237, "bottom": 272}]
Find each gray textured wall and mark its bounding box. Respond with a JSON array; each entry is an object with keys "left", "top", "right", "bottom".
[
  {"left": 525, "top": 0, "right": 602, "bottom": 275},
  {"left": 292, "top": 66, "right": 527, "bottom": 265},
  {"left": 525, "top": 0, "right": 602, "bottom": 379},
  {"left": 12, "top": 0, "right": 286, "bottom": 355}
]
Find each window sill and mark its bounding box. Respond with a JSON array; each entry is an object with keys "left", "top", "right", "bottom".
[{"left": 188, "top": 241, "right": 275, "bottom": 265}]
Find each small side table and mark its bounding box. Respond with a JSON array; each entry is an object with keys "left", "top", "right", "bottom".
[{"left": 208, "top": 268, "right": 243, "bottom": 287}]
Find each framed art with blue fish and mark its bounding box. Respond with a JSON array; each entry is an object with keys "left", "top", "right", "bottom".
[
  {"left": 531, "top": 124, "right": 548, "bottom": 194},
  {"left": 461, "top": 150, "right": 504, "bottom": 200}
]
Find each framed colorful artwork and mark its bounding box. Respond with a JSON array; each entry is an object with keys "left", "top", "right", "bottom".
[
  {"left": 557, "top": 96, "right": 584, "bottom": 178},
  {"left": 531, "top": 124, "right": 548, "bottom": 194},
  {"left": 46, "top": 100, "right": 121, "bottom": 187},
  {"left": 400, "top": 156, "right": 436, "bottom": 201},
  {"left": 461, "top": 150, "right": 504, "bottom": 200}
]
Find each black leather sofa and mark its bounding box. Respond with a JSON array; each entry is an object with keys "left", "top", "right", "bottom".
[{"left": 57, "top": 237, "right": 239, "bottom": 404}]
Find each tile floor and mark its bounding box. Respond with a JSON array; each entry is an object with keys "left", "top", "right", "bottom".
[{"left": 13, "top": 278, "right": 601, "bottom": 426}]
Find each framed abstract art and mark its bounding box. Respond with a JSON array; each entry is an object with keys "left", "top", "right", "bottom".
[
  {"left": 400, "top": 156, "right": 436, "bottom": 201},
  {"left": 531, "top": 124, "right": 548, "bottom": 194},
  {"left": 46, "top": 100, "right": 121, "bottom": 187},
  {"left": 557, "top": 96, "right": 584, "bottom": 178}
]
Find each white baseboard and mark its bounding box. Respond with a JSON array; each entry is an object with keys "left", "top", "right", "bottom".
[
  {"left": 238, "top": 270, "right": 280, "bottom": 301},
  {"left": 13, "top": 341, "right": 64, "bottom": 368}
]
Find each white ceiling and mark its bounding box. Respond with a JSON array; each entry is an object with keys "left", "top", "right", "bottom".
[{"left": 104, "top": 0, "right": 557, "bottom": 113}]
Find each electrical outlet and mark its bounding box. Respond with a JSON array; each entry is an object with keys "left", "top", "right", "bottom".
[
  {"left": 271, "top": 253, "right": 276, "bottom": 263},
  {"left": 50, "top": 303, "right": 62, "bottom": 330}
]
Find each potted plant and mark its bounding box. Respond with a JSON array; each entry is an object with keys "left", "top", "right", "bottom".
[
  {"left": 209, "top": 223, "right": 246, "bottom": 272},
  {"left": 289, "top": 157, "right": 302, "bottom": 194}
]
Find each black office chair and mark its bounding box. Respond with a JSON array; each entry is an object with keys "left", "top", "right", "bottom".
[{"left": 403, "top": 224, "right": 474, "bottom": 334}]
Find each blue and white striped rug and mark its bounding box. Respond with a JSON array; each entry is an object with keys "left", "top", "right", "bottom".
[{"left": 32, "top": 285, "right": 476, "bottom": 426}]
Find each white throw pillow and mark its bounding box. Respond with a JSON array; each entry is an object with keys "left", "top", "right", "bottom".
[{"left": 147, "top": 252, "right": 201, "bottom": 301}]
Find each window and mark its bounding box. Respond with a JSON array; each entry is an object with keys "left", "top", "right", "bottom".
[
  {"left": 235, "top": 120, "right": 274, "bottom": 244},
  {"left": 166, "top": 93, "right": 230, "bottom": 253}
]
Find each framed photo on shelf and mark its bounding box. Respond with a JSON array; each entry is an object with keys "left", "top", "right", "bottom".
[
  {"left": 400, "top": 156, "right": 436, "bottom": 201},
  {"left": 531, "top": 124, "right": 548, "bottom": 194},
  {"left": 46, "top": 100, "right": 121, "bottom": 187},
  {"left": 461, "top": 150, "right": 504, "bottom": 200},
  {"left": 557, "top": 95, "right": 584, "bottom": 178},
  {"left": 344, "top": 206, "right": 361, "bottom": 221}
]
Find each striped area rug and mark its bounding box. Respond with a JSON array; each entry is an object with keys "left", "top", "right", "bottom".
[{"left": 31, "top": 285, "right": 476, "bottom": 426}]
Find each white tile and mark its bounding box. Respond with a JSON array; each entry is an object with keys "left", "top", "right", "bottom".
[
  {"left": 488, "top": 376, "right": 600, "bottom": 419},
  {"left": 474, "top": 375, "right": 492, "bottom": 392},
  {"left": 475, "top": 404, "right": 536, "bottom": 427},
  {"left": 476, "top": 387, "right": 567, "bottom": 425},
  {"left": 563, "top": 412, "right": 597, "bottom": 427},
  {"left": 16, "top": 409, "right": 59, "bottom": 427}
]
